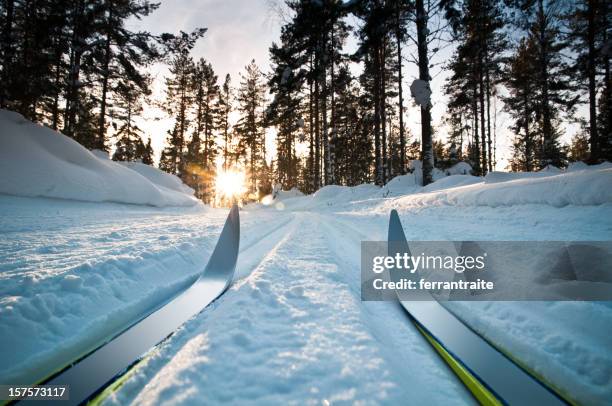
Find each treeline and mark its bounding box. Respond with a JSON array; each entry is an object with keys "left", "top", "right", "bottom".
[
  {"left": 1, "top": 0, "right": 610, "bottom": 202},
  {"left": 267, "top": 0, "right": 611, "bottom": 192},
  {"left": 157, "top": 52, "right": 273, "bottom": 202},
  {"left": 445, "top": 0, "right": 611, "bottom": 173},
  {"left": 0, "top": 0, "right": 211, "bottom": 165}
]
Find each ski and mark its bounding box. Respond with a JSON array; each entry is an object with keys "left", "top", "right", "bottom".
[
  {"left": 387, "top": 209, "right": 568, "bottom": 406},
  {"left": 18, "top": 205, "right": 240, "bottom": 406}
]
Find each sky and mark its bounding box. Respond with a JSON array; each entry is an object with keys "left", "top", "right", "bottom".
[
  {"left": 127, "top": 0, "right": 284, "bottom": 164},
  {"left": 128, "top": 0, "right": 580, "bottom": 172}
]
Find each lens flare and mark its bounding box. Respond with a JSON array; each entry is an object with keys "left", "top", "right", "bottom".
[{"left": 215, "top": 169, "right": 247, "bottom": 201}]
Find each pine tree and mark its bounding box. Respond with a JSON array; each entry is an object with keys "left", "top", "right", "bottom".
[
  {"left": 183, "top": 58, "right": 219, "bottom": 201},
  {"left": 503, "top": 38, "right": 538, "bottom": 171},
  {"left": 0, "top": 0, "right": 162, "bottom": 153},
  {"left": 274, "top": 0, "right": 351, "bottom": 189},
  {"left": 568, "top": 122, "right": 591, "bottom": 162},
  {"left": 217, "top": 74, "right": 232, "bottom": 170},
  {"left": 163, "top": 53, "right": 194, "bottom": 175},
  {"left": 111, "top": 80, "right": 149, "bottom": 162},
  {"left": 397, "top": 0, "right": 460, "bottom": 184},
  {"left": 236, "top": 59, "right": 266, "bottom": 197},
  {"left": 508, "top": 0, "right": 576, "bottom": 168},
  {"left": 444, "top": 0, "right": 506, "bottom": 175},
  {"left": 159, "top": 124, "right": 179, "bottom": 174},
  {"left": 568, "top": 0, "right": 611, "bottom": 162},
  {"left": 267, "top": 33, "right": 304, "bottom": 190},
  {"left": 354, "top": 0, "right": 397, "bottom": 185},
  {"left": 63, "top": 0, "right": 106, "bottom": 141},
  {"left": 193, "top": 59, "right": 219, "bottom": 171},
  {"left": 142, "top": 137, "right": 154, "bottom": 165},
  {"left": 92, "top": 0, "right": 160, "bottom": 151},
  {"left": 156, "top": 29, "right": 206, "bottom": 176}
]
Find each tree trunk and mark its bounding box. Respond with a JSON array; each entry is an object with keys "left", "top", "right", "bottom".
[
  {"left": 472, "top": 78, "right": 481, "bottom": 174},
  {"left": 523, "top": 93, "right": 532, "bottom": 171},
  {"left": 373, "top": 49, "right": 382, "bottom": 185},
  {"left": 604, "top": 10, "right": 611, "bottom": 151},
  {"left": 587, "top": 0, "right": 599, "bottom": 162},
  {"left": 64, "top": 0, "right": 85, "bottom": 138},
  {"left": 322, "top": 53, "right": 330, "bottom": 186},
  {"left": 51, "top": 44, "right": 63, "bottom": 130},
  {"left": 223, "top": 103, "right": 229, "bottom": 170},
  {"left": 97, "top": 16, "right": 112, "bottom": 151},
  {"left": 396, "top": 10, "right": 406, "bottom": 175},
  {"left": 380, "top": 39, "right": 388, "bottom": 184},
  {"left": 485, "top": 55, "right": 493, "bottom": 172},
  {"left": 0, "top": 0, "right": 14, "bottom": 107},
  {"left": 479, "top": 60, "right": 487, "bottom": 175},
  {"left": 314, "top": 57, "right": 321, "bottom": 190},
  {"left": 308, "top": 61, "right": 315, "bottom": 192},
  {"left": 538, "top": 0, "right": 552, "bottom": 166},
  {"left": 415, "top": 0, "right": 433, "bottom": 186},
  {"left": 329, "top": 24, "right": 336, "bottom": 185}
]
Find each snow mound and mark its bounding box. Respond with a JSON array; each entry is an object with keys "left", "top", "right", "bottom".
[
  {"left": 384, "top": 173, "right": 420, "bottom": 196},
  {"left": 408, "top": 160, "right": 446, "bottom": 185},
  {"left": 311, "top": 184, "right": 380, "bottom": 206},
  {"left": 395, "top": 166, "right": 612, "bottom": 208},
  {"left": 539, "top": 164, "right": 563, "bottom": 173},
  {"left": 0, "top": 110, "right": 197, "bottom": 207},
  {"left": 119, "top": 161, "right": 194, "bottom": 196},
  {"left": 484, "top": 171, "right": 557, "bottom": 184},
  {"left": 444, "top": 161, "right": 473, "bottom": 175},
  {"left": 423, "top": 175, "right": 482, "bottom": 192},
  {"left": 273, "top": 186, "right": 304, "bottom": 200},
  {"left": 486, "top": 162, "right": 612, "bottom": 184}
]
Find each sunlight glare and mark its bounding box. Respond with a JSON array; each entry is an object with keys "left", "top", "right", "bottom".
[{"left": 215, "top": 169, "right": 247, "bottom": 201}]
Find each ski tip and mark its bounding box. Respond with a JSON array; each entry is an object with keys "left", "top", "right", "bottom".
[
  {"left": 390, "top": 209, "right": 400, "bottom": 222},
  {"left": 229, "top": 203, "right": 239, "bottom": 227},
  {"left": 388, "top": 209, "right": 408, "bottom": 245}
]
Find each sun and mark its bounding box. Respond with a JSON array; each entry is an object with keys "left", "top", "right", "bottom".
[{"left": 215, "top": 169, "right": 247, "bottom": 202}]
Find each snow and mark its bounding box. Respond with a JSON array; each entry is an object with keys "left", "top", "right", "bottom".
[
  {"left": 1, "top": 116, "right": 611, "bottom": 405},
  {"left": 410, "top": 79, "right": 432, "bottom": 107},
  {"left": 422, "top": 175, "right": 481, "bottom": 192},
  {"left": 0, "top": 110, "right": 197, "bottom": 207},
  {"left": 444, "top": 161, "right": 473, "bottom": 175},
  {"left": 394, "top": 167, "right": 612, "bottom": 208}
]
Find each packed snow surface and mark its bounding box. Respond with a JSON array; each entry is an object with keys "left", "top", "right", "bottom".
[
  {"left": 1, "top": 133, "right": 611, "bottom": 404},
  {"left": 0, "top": 110, "right": 196, "bottom": 207}
]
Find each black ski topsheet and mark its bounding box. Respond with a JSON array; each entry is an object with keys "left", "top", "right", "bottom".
[
  {"left": 21, "top": 205, "right": 240, "bottom": 406},
  {"left": 388, "top": 209, "right": 567, "bottom": 406}
]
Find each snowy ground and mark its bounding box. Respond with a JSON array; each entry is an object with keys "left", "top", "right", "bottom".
[
  {"left": 1, "top": 118, "right": 612, "bottom": 405},
  {"left": 1, "top": 166, "right": 611, "bottom": 405}
]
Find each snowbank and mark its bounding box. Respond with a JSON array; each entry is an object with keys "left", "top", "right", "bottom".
[
  {"left": 485, "top": 170, "right": 557, "bottom": 184},
  {"left": 394, "top": 166, "right": 612, "bottom": 209},
  {"left": 422, "top": 175, "right": 482, "bottom": 192},
  {"left": 272, "top": 186, "right": 304, "bottom": 200},
  {"left": 444, "top": 161, "right": 473, "bottom": 175},
  {"left": 0, "top": 110, "right": 197, "bottom": 207},
  {"left": 486, "top": 162, "right": 611, "bottom": 184}
]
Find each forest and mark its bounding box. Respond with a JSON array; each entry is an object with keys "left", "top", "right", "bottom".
[{"left": 0, "top": 0, "right": 610, "bottom": 203}]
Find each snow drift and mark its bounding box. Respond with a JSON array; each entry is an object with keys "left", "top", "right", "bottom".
[
  {"left": 392, "top": 166, "right": 612, "bottom": 209},
  {"left": 0, "top": 110, "right": 197, "bottom": 207}
]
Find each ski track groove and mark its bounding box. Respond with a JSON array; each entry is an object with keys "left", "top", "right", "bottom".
[
  {"left": 0, "top": 208, "right": 295, "bottom": 387},
  {"left": 101, "top": 211, "right": 473, "bottom": 406}
]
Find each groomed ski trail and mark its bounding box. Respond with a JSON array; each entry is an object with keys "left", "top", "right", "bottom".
[
  {"left": 22, "top": 205, "right": 240, "bottom": 406},
  {"left": 0, "top": 200, "right": 296, "bottom": 388},
  {"left": 100, "top": 212, "right": 473, "bottom": 406}
]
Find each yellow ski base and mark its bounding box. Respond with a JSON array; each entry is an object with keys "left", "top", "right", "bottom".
[
  {"left": 87, "top": 355, "right": 149, "bottom": 406},
  {"left": 415, "top": 324, "right": 502, "bottom": 406}
]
